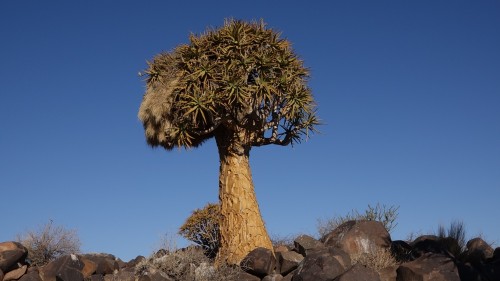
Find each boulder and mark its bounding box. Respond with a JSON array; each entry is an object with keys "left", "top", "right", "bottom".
[
  {"left": 396, "top": 253, "right": 460, "bottom": 281},
  {"left": 18, "top": 270, "right": 42, "bottom": 281},
  {"left": 293, "top": 235, "right": 323, "bottom": 257},
  {"left": 4, "top": 264, "right": 27, "bottom": 281},
  {"left": 125, "top": 255, "right": 146, "bottom": 269},
  {"left": 334, "top": 264, "right": 381, "bottom": 281},
  {"left": 136, "top": 270, "right": 174, "bottom": 281},
  {"left": 378, "top": 265, "right": 397, "bottom": 281},
  {"left": 81, "top": 254, "right": 118, "bottom": 275},
  {"left": 89, "top": 274, "right": 104, "bottom": 281},
  {"left": 262, "top": 273, "right": 283, "bottom": 281},
  {"left": 456, "top": 263, "right": 481, "bottom": 281},
  {"left": 410, "top": 235, "right": 448, "bottom": 258},
  {"left": 282, "top": 270, "right": 295, "bottom": 281},
  {"left": 479, "top": 256, "right": 500, "bottom": 281},
  {"left": 274, "top": 245, "right": 290, "bottom": 254},
  {"left": 494, "top": 247, "right": 500, "bottom": 259},
  {"left": 80, "top": 256, "right": 97, "bottom": 278},
  {"left": 39, "top": 254, "right": 85, "bottom": 281},
  {"left": 321, "top": 220, "right": 391, "bottom": 259},
  {"left": 465, "top": 237, "right": 494, "bottom": 264},
  {"left": 293, "top": 247, "right": 351, "bottom": 281},
  {"left": 0, "top": 242, "right": 28, "bottom": 272},
  {"left": 241, "top": 247, "right": 276, "bottom": 278},
  {"left": 113, "top": 268, "right": 135, "bottom": 281},
  {"left": 278, "top": 251, "right": 303, "bottom": 276},
  {"left": 235, "top": 271, "right": 261, "bottom": 281},
  {"left": 390, "top": 240, "right": 412, "bottom": 262}
]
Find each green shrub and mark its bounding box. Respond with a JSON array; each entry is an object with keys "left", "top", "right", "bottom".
[
  {"left": 179, "top": 203, "right": 220, "bottom": 258},
  {"left": 317, "top": 203, "right": 399, "bottom": 238},
  {"left": 16, "top": 220, "right": 81, "bottom": 266}
]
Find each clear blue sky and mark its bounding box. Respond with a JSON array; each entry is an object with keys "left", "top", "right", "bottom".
[{"left": 1, "top": 1, "right": 499, "bottom": 261}]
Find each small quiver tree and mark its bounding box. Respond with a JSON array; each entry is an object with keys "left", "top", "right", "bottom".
[
  {"left": 139, "top": 19, "right": 319, "bottom": 265},
  {"left": 179, "top": 203, "right": 220, "bottom": 258}
]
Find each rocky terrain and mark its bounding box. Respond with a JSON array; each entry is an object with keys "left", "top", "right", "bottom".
[{"left": 1, "top": 220, "right": 499, "bottom": 281}]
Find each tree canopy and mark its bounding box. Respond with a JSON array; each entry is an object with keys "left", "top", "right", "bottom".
[{"left": 139, "top": 19, "right": 318, "bottom": 151}]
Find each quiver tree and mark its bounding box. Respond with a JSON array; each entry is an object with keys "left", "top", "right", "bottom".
[
  {"left": 179, "top": 203, "right": 220, "bottom": 258},
  {"left": 138, "top": 19, "right": 319, "bottom": 265}
]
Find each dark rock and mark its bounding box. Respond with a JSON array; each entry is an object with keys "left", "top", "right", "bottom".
[
  {"left": 148, "top": 271, "right": 175, "bottom": 281},
  {"left": 378, "top": 265, "right": 397, "bottom": 281},
  {"left": 275, "top": 245, "right": 290, "bottom": 254},
  {"left": 153, "top": 249, "right": 167, "bottom": 258},
  {"left": 391, "top": 240, "right": 412, "bottom": 262},
  {"left": 236, "top": 271, "right": 261, "bottom": 281},
  {"left": 457, "top": 263, "right": 481, "bottom": 281},
  {"left": 282, "top": 270, "right": 295, "bottom": 281},
  {"left": 18, "top": 270, "right": 42, "bottom": 281},
  {"left": 113, "top": 269, "right": 135, "bottom": 281},
  {"left": 480, "top": 257, "right": 500, "bottom": 281},
  {"left": 321, "top": 220, "right": 391, "bottom": 259},
  {"left": 54, "top": 268, "right": 83, "bottom": 281},
  {"left": 293, "top": 247, "right": 351, "bottom": 281},
  {"left": 465, "top": 237, "right": 494, "bottom": 264},
  {"left": 411, "top": 235, "right": 439, "bottom": 244},
  {"left": 79, "top": 256, "right": 97, "bottom": 278},
  {"left": 4, "top": 264, "right": 27, "bottom": 281},
  {"left": 125, "top": 255, "right": 146, "bottom": 269},
  {"left": 494, "top": 247, "right": 500, "bottom": 259},
  {"left": 334, "top": 264, "right": 381, "bottom": 281},
  {"left": 241, "top": 247, "right": 276, "bottom": 278},
  {"left": 89, "top": 274, "right": 104, "bottom": 281},
  {"left": 262, "top": 273, "right": 283, "bottom": 281},
  {"left": 396, "top": 253, "right": 460, "bottom": 281},
  {"left": 440, "top": 237, "right": 462, "bottom": 258},
  {"left": 0, "top": 242, "right": 28, "bottom": 272},
  {"left": 1, "top": 269, "right": 4, "bottom": 281},
  {"left": 81, "top": 254, "right": 118, "bottom": 275},
  {"left": 410, "top": 235, "right": 448, "bottom": 258},
  {"left": 115, "top": 259, "right": 127, "bottom": 270},
  {"left": 138, "top": 274, "right": 173, "bottom": 281},
  {"left": 293, "top": 235, "right": 323, "bottom": 257},
  {"left": 40, "top": 254, "right": 85, "bottom": 281},
  {"left": 278, "top": 251, "right": 303, "bottom": 276},
  {"left": 138, "top": 275, "right": 151, "bottom": 281}
]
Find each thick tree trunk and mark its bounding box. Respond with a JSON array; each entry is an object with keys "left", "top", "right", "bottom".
[{"left": 215, "top": 128, "right": 273, "bottom": 265}]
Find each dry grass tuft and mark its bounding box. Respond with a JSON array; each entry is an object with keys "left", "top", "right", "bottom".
[
  {"left": 317, "top": 203, "right": 399, "bottom": 238},
  {"left": 351, "top": 248, "right": 399, "bottom": 273}
]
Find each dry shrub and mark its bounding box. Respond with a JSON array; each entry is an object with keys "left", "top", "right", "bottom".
[
  {"left": 351, "top": 248, "right": 399, "bottom": 272},
  {"left": 270, "top": 233, "right": 296, "bottom": 249},
  {"left": 16, "top": 220, "right": 81, "bottom": 266},
  {"left": 179, "top": 203, "right": 220, "bottom": 258},
  {"left": 136, "top": 246, "right": 241, "bottom": 281}
]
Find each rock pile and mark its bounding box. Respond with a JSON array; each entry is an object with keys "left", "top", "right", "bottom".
[
  {"left": 1, "top": 220, "right": 499, "bottom": 281},
  {"left": 237, "top": 220, "right": 500, "bottom": 281},
  {"left": 0, "top": 241, "right": 144, "bottom": 281}
]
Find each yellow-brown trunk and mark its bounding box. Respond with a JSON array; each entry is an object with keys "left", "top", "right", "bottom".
[{"left": 215, "top": 129, "right": 273, "bottom": 265}]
